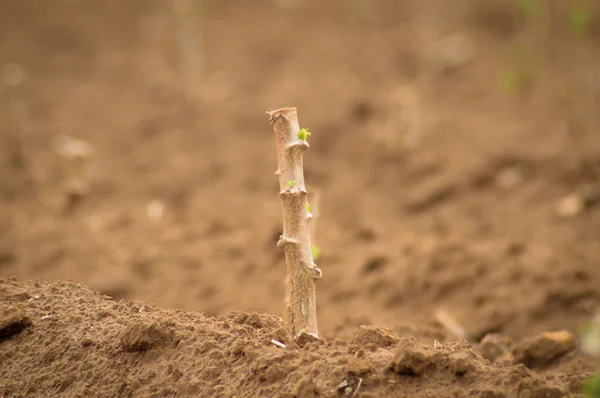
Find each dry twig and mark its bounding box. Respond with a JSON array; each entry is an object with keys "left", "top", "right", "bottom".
[
  {"left": 171, "top": 0, "right": 204, "bottom": 102},
  {"left": 434, "top": 308, "right": 469, "bottom": 341}
]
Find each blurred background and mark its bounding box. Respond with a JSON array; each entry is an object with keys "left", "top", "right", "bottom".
[{"left": 1, "top": 0, "right": 599, "bottom": 343}]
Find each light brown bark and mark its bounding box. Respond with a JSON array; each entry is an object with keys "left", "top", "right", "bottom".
[{"left": 268, "top": 107, "right": 321, "bottom": 340}]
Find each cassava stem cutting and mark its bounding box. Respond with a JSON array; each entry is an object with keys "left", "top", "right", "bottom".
[{"left": 268, "top": 107, "right": 322, "bottom": 341}]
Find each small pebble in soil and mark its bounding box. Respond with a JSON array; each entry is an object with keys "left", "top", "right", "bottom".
[
  {"left": 337, "top": 375, "right": 363, "bottom": 397},
  {"left": 294, "top": 330, "right": 321, "bottom": 348},
  {"left": 146, "top": 199, "right": 165, "bottom": 223},
  {"left": 555, "top": 193, "right": 585, "bottom": 218},
  {"left": 495, "top": 166, "right": 524, "bottom": 189}
]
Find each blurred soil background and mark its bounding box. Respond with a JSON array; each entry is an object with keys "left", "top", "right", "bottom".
[{"left": 1, "top": 0, "right": 600, "bottom": 356}]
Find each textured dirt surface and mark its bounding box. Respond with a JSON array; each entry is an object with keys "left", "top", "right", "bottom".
[
  {"left": 1, "top": 0, "right": 600, "bottom": 396},
  {"left": 0, "top": 280, "right": 595, "bottom": 397}
]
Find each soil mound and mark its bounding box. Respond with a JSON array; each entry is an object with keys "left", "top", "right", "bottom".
[{"left": 0, "top": 279, "right": 593, "bottom": 397}]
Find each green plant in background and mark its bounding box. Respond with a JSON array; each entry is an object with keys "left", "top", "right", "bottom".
[
  {"left": 501, "top": 0, "right": 543, "bottom": 94},
  {"left": 573, "top": 6, "right": 600, "bottom": 391},
  {"left": 518, "top": 0, "right": 541, "bottom": 18},
  {"left": 581, "top": 313, "right": 600, "bottom": 397},
  {"left": 501, "top": 44, "right": 537, "bottom": 94},
  {"left": 308, "top": 188, "right": 322, "bottom": 262},
  {"left": 306, "top": 201, "right": 321, "bottom": 260},
  {"left": 503, "top": 0, "right": 595, "bottom": 94},
  {"left": 570, "top": 3, "right": 592, "bottom": 37},
  {"left": 584, "top": 375, "right": 600, "bottom": 397},
  {"left": 299, "top": 123, "right": 320, "bottom": 261}
]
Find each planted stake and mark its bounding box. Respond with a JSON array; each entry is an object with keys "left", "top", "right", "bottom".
[{"left": 268, "top": 107, "right": 322, "bottom": 341}]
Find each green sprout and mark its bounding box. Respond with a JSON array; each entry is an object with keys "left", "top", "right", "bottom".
[
  {"left": 518, "top": 0, "right": 541, "bottom": 18},
  {"left": 501, "top": 66, "right": 533, "bottom": 94},
  {"left": 312, "top": 245, "right": 322, "bottom": 260},
  {"left": 581, "top": 320, "right": 592, "bottom": 335},
  {"left": 570, "top": 4, "right": 592, "bottom": 37},
  {"left": 288, "top": 180, "right": 297, "bottom": 188},
  {"left": 583, "top": 375, "right": 600, "bottom": 397},
  {"left": 298, "top": 128, "right": 312, "bottom": 141},
  {"left": 307, "top": 203, "right": 312, "bottom": 213},
  {"left": 501, "top": 44, "right": 536, "bottom": 94}
]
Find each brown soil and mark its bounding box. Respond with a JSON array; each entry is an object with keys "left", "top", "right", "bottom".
[
  {"left": 0, "top": 279, "right": 594, "bottom": 397},
  {"left": 1, "top": 0, "right": 600, "bottom": 397}
]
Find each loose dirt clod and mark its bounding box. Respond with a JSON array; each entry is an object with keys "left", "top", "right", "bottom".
[
  {"left": 351, "top": 325, "right": 399, "bottom": 349},
  {"left": 0, "top": 304, "right": 30, "bottom": 339},
  {"left": 479, "top": 333, "right": 512, "bottom": 362},
  {"left": 121, "top": 320, "right": 175, "bottom": 352},
  {"left": 512, "top": 330, "right": 576, "bottom": 368},
  {"left": 449, "top": 351, "right": 477, "bottom": 376},
  {"left": 388, "top": 338, "right": 436, "bottom": 376}
]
